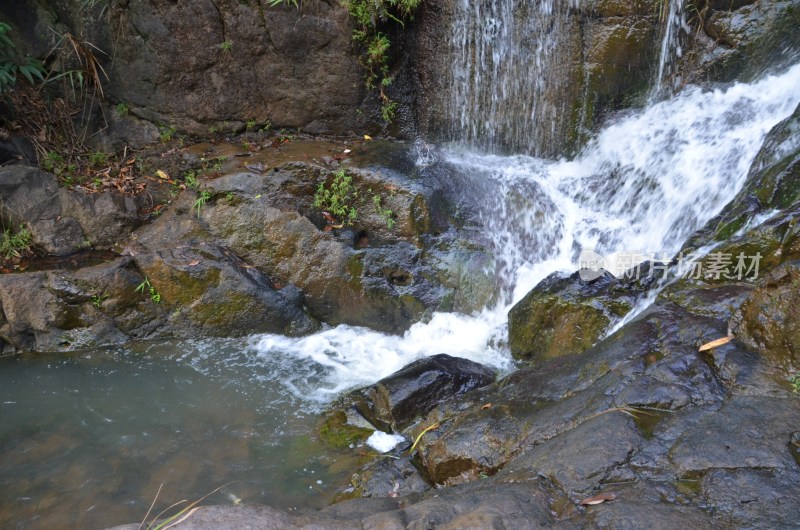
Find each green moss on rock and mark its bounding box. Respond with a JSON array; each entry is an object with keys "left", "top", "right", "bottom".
[{"left": 318, "top": 410, "right": 374, "bottom": 450}]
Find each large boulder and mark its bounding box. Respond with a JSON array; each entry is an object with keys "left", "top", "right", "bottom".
[
  {"left": 0, "top": 257, "right": 164, "bottom": 353},
  {"left": 129, "top": 191, "right": 320, "bottom": 337},
  {"left": 0, "top": 166, "right": 146, "bottom": 255},
  {"left": 349, "top": 354, "right": 496, "bottom": 432},
  {"left": 199, "top": 159, "right": 496, "bottom": 333},
  {"left": 508, "top": 269, "right": 647, "bottom": 362}
]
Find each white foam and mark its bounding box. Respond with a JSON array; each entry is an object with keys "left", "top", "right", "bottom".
[
  {"left": 253, "top": 63, "right": 800, "bottom": 405},
  {"left": 366, "top": 431, "right": 406, "bottom": 453}
]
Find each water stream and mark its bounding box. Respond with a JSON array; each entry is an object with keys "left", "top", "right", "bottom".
[
  {"left": 257, "top": 62, "right": 800, "bottom": 403},
  {"left": 3, "top": 43, "right": 800, "bottom": 530}
]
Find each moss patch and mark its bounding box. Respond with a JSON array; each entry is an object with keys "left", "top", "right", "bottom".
[{"left": 318, "top": 410, "right": 374, "bottom": 451}]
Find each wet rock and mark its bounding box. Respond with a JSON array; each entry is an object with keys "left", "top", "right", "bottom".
[
  {"left": 700, "top": 467, "right": 800, "bottom": 529},
  {"left": 350, "top": 354, "right": 496, "bottom": 432},
  {"left": 508, "top": 270, "right": 643, "bottom": 362},
  {"left": 349, "top": 456, "right": 430, "bottom": 498},
  {"left": 681, "top": 0, "right": 800, "bottom": 84},
  {"left": 500, "top": 412, "right": 641, "bottom": 499},
  {"left": 0, "top": 257, "right": 164, "bottom": 353},
  {"left": 202, "top": 162, "right": 496, "bottom": 333},
  {"left": 729, "top": 260, "right": 800, "bottom": 367},
  {"left": 0, "top": 166, "right": 145, "bottom": 255},
  {"left": 412, "top": 299, "right": 725, "bottom": 487},
  {"left": 670, "top": 395, "right": 800, "bottom": 473},
  {"left": 413, "top": 0, "right": 661, "bottom": 156},
  {"left": 131, "top": 192, "right": 319, "bottom": 337}
]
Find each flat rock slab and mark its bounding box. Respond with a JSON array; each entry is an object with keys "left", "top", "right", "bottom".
[{"left": 670, "top": 395, "right": 800, "bottom": 473}]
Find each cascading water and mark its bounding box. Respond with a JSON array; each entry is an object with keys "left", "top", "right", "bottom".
[
  {"left": 442, "top": 0, "right": 578, "bottom": 155},
  {"left": 653, "top": 0, "right": 688, "bottom": 98},
  {"left": 254, "top": 63, "right": 800, "bottom": 404}
]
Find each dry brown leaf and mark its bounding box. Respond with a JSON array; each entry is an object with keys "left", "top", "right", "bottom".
[
  {"left": 699, "top": 336, "right": 732, "bottom": 352},
  {"left": 481, "top": 403, "right": 492, "bottom": 410},
  {"left": 579, "top": 493, "right": 616, "bottom": 506}
]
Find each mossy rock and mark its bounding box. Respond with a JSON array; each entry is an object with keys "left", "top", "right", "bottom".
[
  {"left": 730, "top": 260, "right": 800, "bottom": 367},
  {"left": 508, "top": 270, "right": 646, "bottom": 362},
  {"left": 317, "top": 410, "right": 374, "bottom": 451}
]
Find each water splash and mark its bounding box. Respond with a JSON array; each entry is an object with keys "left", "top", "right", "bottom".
[{"left": 254, "top": 63, "right": 800, "bottom": 403}]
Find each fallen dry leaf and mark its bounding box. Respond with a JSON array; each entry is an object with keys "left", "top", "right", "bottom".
[
  {"left": 481, "top": 403, "right": 492, "bottom": 410},
  {"left": 579, "top": 493, "right": 616, "bottom": 506},
  {"left": 155, "top": 169, "right": 170, "bottom": 180},
  {"left": 363, "top": 134, "right": 372, "bottom": 141},
  {"left": 187, "top": 259, "right": 201, "bottom": 266},
  {"left": 699, "top": 336, "right": 733, "bottom": 352}
]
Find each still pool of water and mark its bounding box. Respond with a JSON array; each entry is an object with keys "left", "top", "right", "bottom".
[{"left": 0, "top": 338, "right": 362, "bottom": 530}]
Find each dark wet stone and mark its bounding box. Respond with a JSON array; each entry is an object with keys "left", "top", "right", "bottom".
[
  {"left": 700, "top": 467, "right": 800, "bottom": 529},
  {"left": 352, "top": 354, "right": 496, "bottom": 433},
  {"left": 500, "top": 412, "right": 641, "bottom": 499},
  {"left": 670, "top": 395, "right": 800, "bottom": 473},
  {"left": 0, "top": 165, "right": 146, "bottom": 255},
  {"left": 350, "top": 455, "right": 430, "bottom": 498}
]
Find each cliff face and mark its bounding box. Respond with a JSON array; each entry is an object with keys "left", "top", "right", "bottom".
[
  {"left": 3, "top": 0, "right": 799, "bottom": 153},
  {"left": 1, "top": 0, "right": 377, "bottom": 137}
]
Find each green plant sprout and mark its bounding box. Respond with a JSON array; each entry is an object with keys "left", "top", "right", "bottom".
[
  {"left": 193, "top": 190, "right": 212, "bottom": 218},
  {"left": 0, "top": 225, "right": 32, "bottom": 258},
  {"left": 372, "top": 194, "right": 395, "bottom": 229},
  {"left": 135, "top": 277, "right": 161, "bottom": 304}
]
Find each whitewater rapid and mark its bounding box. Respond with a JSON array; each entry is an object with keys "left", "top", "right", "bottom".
[{"left": 252, "top": 63, "right": 800, "bottom": 404}]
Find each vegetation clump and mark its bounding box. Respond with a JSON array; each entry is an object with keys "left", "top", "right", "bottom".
[
  {"left": 314, "top": 169, "right": 359, "bottom": 225},
  {"left": 0, "top": 224, "right": 32, "bottom": 259}
]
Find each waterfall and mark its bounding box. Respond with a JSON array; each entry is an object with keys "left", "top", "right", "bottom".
[
  {"left": 653, "top": 0, "right": 687, "bottom": 98},
  {"left": 253, "top": 63, "right": 800, "bottom": 404},
  {"left": 442, "top": 0, "right": 578, "bottom": 156}
]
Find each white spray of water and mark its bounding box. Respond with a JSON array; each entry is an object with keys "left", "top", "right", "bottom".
[{"left": 253, "top": 63, "right": 800, "bottom": 404}]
